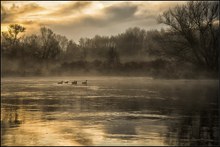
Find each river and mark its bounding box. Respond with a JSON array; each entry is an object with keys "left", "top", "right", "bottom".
[{"left": 1, "top": 76, "right": 219, "bottom": 146}]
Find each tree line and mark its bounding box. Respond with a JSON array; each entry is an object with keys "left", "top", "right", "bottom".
[{"left": 1, "top": 1, "right": 219, "bottom": 78}]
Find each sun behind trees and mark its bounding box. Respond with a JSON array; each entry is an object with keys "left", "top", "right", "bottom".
[
  {"left": 2, "top": 24, "right": 26, "bottom": 58},
  {"left": 1, "top": 1, "right": 218, "bottom": 78}
]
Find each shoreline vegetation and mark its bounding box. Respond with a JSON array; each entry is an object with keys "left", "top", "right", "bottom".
[
  {"left": 1, "top": 74, "right": 218, "bottom": 80},
  {"left": 1, "top": 65, "right": 218, "bottom": 80},
  {"left": 1, "top": 1, "right": 218, "bottom": 79}
]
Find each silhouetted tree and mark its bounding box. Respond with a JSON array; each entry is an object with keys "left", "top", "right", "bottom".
[
  {"left": 158, "top": 1, "right": 219, "bottom": 72},
  {"left": 106, "top": 46, "right": 120, "bottom": 68},
  {"left": 115, "top": 27, "right": 147, "bottom": 59},
  {"left": 1, "top": 24, "right": 26, "bottom": 57},
  {"left": 1, "top": 17, "right": 218, "bottom": 77},
  {"left": 65, "top": 40, "right": 80, "bottom": 61},
  {"left": 39, "top": 27, "right": 61, "bottom": 60},
  {"left": 55, "top": 34, "right": 69, "bottom": 51},
  {"left": 78, "top": 38, "right": 88, "bottom": 60},
  {"left": 22, "top": 34, "right": 41, "bottom": 59}
]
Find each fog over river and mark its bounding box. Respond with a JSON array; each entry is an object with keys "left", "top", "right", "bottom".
[{"left": 1, "top": 77, "right": 219, "bottom": 146}]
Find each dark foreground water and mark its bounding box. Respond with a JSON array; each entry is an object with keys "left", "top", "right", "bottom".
[{"left": 1, "top": 77, "right": 219, "bottom": 146}]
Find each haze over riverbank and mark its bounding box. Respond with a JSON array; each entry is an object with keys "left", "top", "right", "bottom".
[{"left": 1, "top": 1, "right": 219, "bottom": 146}]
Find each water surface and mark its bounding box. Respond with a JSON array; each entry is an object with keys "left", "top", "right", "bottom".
[{"left": 1, "top": 77, "right": 219, "bottom": 146}]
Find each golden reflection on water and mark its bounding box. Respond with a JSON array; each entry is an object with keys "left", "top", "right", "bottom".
[
  {"left": 1, "top": 106, "right": 169, "bottom": 146},
  {"left": 1, "top": 107, "right": 82, "bottom": 146},
  {"left": 1, "top": 77, "right": 219, "bottom": 146},
  {"left": 2, "top": 121, "right": 82, "bottom": 146}
]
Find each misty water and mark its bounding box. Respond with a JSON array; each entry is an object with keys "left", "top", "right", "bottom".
[{"left": 1, "top": 77, "right": 219, "bottom": 146}]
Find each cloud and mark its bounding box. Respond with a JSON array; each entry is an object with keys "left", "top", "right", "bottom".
[
  {"left": 57, "top": 2, "right": 139, "bottom": 28},
  {"left": 68, "top": 2, "right": 179, "bottom": 28},
  {"left": 1, "top": 3, "right": 45, "bottom": 23},
  {"left": 103, "top": 2, "right": 138, "bottom": 21},
  {"left": 46, "top": 2, "right": 161, "bottom": 41},
  {"left": 1, "top": 1, "right": 184, "bottom": 41},
  {"left": 135, "top": 1, "right": 184, "bottom": 19},
  {"left": 49, "top": 1, "right": 92, "bottom": 16}
]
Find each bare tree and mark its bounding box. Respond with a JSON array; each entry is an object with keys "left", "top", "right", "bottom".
[
  {"left": 65, "top": 40, "right": 80, "bottom": 61},
  {"left": 107, "top": 46, "right": 120, "bottom": 67},
  {"left": 158, "top": 1, "right": 219, "bottom": 71},
  {"left": 39, "top": 27, "right": 61, "bottom": 60},
  {"left": 55, "top": 34, "right": 69, "bottom": 51},
  {"left": 2, "top": 24, "right": 26, "bottom": 57}
]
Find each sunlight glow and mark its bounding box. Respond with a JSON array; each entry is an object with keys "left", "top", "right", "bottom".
[{"left": 1, "top": 1, "right": 185, "bottom": 41}]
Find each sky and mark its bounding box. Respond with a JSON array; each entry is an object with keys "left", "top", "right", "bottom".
[{"left": 1, "top": 1, "right": 186, "bottom": 42}]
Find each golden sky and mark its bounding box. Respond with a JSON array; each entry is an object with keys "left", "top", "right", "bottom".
[{"left": 1, "top": 1, "right": 186, "bottom": 42}]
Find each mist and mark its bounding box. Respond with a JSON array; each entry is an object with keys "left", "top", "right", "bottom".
[
  {"left": 1, "top": 1, "right": 219, "bottom": 146},
  {"left": 1, "top": 22, "right": 218, "bottom": 79},
  {"left": 1, "top": 1, "right": 219, "bottom": 79}
]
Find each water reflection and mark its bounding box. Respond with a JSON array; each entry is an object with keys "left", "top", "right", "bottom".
[
  {"left": 1, "top": 77, "right": 219, "bottom": 146},
  {"left": 162, "top": 84, "right": 219, "bottom": 146},
  {"left": 165, "top": 105, "right": 219, "bottom": 146},
  {"left": 104, "top": 119, "right": 137, "bottom": 140}
]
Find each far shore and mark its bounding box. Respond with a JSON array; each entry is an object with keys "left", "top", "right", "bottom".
[{"left": 1, "top": 73, "right": 218, "bottom": 80}]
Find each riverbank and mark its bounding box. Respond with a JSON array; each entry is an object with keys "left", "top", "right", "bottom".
[{"left": 1, "top": 72, "right": 218, "bottom": 80}]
